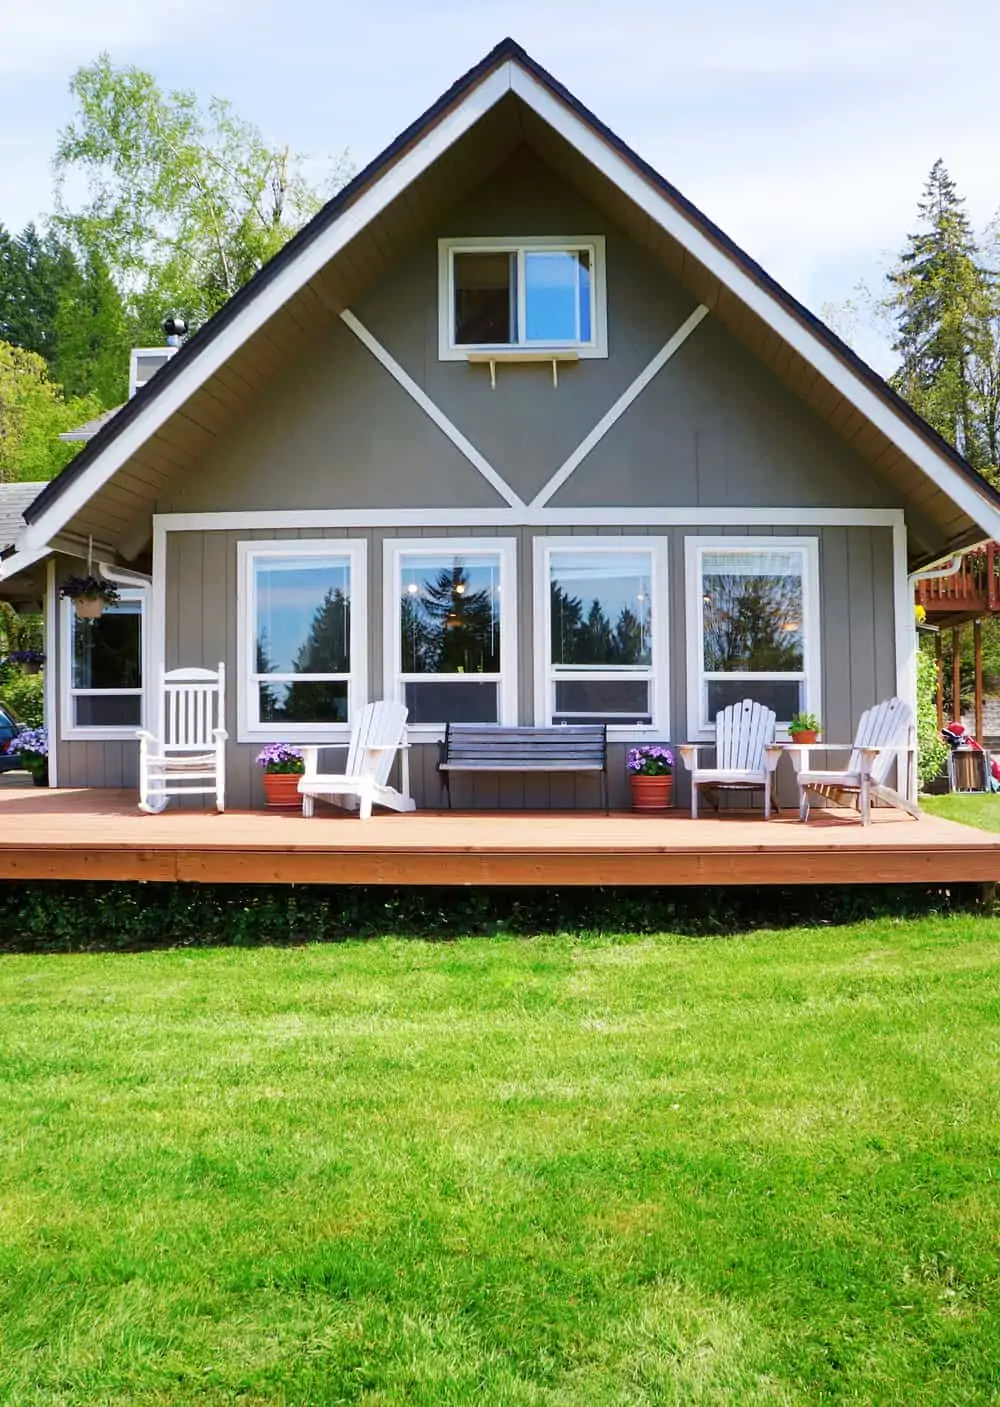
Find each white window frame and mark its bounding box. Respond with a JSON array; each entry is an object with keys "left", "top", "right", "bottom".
[
  {"left": 384, "top": 537, "right": 518, "bottom": 739},
  {"left": 60, "top": 586, "right": 148, "bottom": 740},
  {"left": 237, "top": 539, "right": 368, "bottom": 743},
  {"left": 685, "top": 535, "right": 821, "bottom": 739},
  {"left": 533, "top": 536, "right": 670, "bottom": 741},
  {"left": 438, "top": 235, "right": 608, "bottom": 360}
]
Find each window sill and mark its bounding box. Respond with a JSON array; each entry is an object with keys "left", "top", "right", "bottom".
[
  {"left": 63, "top": 728, "right": 143, "bottom": 742},
  {"left": 237, "top": 726, "right": 353, "bottom": 746}
]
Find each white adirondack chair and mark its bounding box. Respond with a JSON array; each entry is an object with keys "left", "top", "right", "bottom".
[
  {"left": 679, "top": 698, "right": 779, "bottom": 819},
  {"left": 791, "top": 696, "right": 918, "bottom": 825},
  {"left": 298, "top": 700, "right": 415, "bottom": 820},
  {"left": 137, "top": 664, "right": 227, "bottom": 813}
]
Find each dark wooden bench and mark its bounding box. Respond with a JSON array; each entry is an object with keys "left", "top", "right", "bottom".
[{"left": 438, "top": 723, "right": 609, "bottom": 810}]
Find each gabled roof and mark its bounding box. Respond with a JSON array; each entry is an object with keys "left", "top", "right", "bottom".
[
  {"left": 58, "top": 405, "right": 123, "bottom": 443},
  {"left": 0, "top": 482, "right": 48, "bottom": 550},
  {"left": 14, "top": 37, "right": 1000, "bottom": 567}
]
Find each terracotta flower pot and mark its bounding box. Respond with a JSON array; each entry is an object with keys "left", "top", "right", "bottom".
[
  {"left": 629, "top": 774, "right": 674, "bottom": 811},
  {"left": 73, "top": 597, "right": 105, "bottom": 620},
  {"left": 791, "top": 731, "right": 819, "bottom": 745},
  {"left": 262, "top": 772, "right": 303, "bottom": 810}
]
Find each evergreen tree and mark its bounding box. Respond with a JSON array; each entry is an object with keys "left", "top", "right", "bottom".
[
  {"left": 281, "top": 588, "right": 351, "bottom": 723},
  {"left": 888, "top": 160, "right": 996, "bottom": 470},
  {"left": 0, "top": 224, "right": 129, "bottom": 405}
]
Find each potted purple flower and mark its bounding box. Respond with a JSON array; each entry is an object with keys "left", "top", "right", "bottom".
[
  {"left": 4, "top": 649, "right": 45, "bottom": 675},
  {"left": 626, "top": 744, "right": 674, "bottom": 811},
  {"left": 59, "top": 575, "right": 121, "bottom": 620},
  {"left": 256, "top": 743, "right": 305, "bottom": 809},
  {"left": 10, "top": 726, "right": 48, "bottom": 786}
]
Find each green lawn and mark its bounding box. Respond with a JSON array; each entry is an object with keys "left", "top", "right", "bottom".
[
  {"left": 2, "top": 924, "right": 999, "bottom": 1404},
  {"left": 921, "top": 791, "right": 1000, "bottom": 832}
]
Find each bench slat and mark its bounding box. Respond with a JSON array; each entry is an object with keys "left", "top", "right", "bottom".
[{"left": 440, "top": 723, "right": 608, "bottom": 776}]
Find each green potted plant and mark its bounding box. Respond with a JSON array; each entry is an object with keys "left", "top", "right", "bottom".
[
  {"left": 788, "top": 712, "right": 821, "bottom": 745},
  {"left": 59, "top": 575, "right": 121, "bottom": 620},
  {"left": 256, "top": 743, "right": 305, "bottom": 809},
  {"left": 626, "top": 744, "right": 674, "bottom": 810},
  {"left": 9, "top": 725, "right": 48, "bottom": 786}
]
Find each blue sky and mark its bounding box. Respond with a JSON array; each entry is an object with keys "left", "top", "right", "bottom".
[{"left": 2, "top": 0, "right": 998, "bottom": 374}]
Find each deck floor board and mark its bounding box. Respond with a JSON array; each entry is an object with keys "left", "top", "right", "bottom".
[{"left": 0, "top": 788, "right": 995, "bottom": 885}]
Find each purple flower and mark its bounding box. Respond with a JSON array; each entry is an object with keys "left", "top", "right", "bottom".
[
  {"left": 10, "top": 726, "right": 47, "bottom": 759},
  {"left": 58, "top": 575, "right": 121, "bottom": 605},
  {"left": 255, "top": 743, "right": 305, "bottom": 775},
  {"left": 627, "top": 744, "right": 674, "bottom": 776},
  {"left": 4, "top": 650, "right": 44, "bottom": 665}
]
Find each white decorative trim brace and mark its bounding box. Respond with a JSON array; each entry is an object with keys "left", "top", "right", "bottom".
[
  {"left": 531, "top": 303, "right": 709, "bottom": 508},
  {"left": 340, "top": 309, "right": 524, "bottom": 509},
  {"left": 44, "top": 557, "right": 58, "bottom": 787}
]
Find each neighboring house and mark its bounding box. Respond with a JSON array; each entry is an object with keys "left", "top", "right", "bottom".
[{"left": 3, "top": 37, "right": 1000, "bottom": 808}]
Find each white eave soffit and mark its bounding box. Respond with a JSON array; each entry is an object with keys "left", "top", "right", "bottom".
[{"left": 20, "top": 51, "right": 1000, "bottom": 552}]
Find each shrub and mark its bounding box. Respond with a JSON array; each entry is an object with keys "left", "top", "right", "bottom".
[
  {"left": 0, "top": 670, "right": 43, "bottom": 727},
  {"left": 916, "top": 648, "right": 948, "bottom": 789}
]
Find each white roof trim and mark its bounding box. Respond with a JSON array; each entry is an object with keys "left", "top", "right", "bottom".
[
  {"left": 0, "top": 544, "right": 51, "bottom": 583},
  {"left": 20, "top": 62, "right": 515, "bottom": 553},
  {"left": 20, "top": 51, "right": 1000, "bottom": 551},
  {"left": 508, "top": 65, "right": 1000, "bottom": 544}
]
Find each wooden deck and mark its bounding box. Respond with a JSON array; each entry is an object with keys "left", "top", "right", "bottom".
[{"left": 0, "top": 787, "right": 996, "bottom": 885}]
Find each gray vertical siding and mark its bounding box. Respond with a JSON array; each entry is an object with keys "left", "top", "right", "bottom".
[
  {"left": 52, "top": 553, "right": 140, "bottom": 791},
  {"left": 152, "top": 522, "right": 898, "bottom": 811}
]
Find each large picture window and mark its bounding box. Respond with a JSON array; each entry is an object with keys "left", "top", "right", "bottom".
[
  {"left": 687, "top": 537, "right": 820, "bottom": 735},
  {"left": 386, "top": 539, "right": 516, "bottom": 729},
  {"left": 238, "top": 541, "right": 366, "bottom": 739},
  {"left": 439, "top": 237, "right": 607, "bottom": 359},
  {"left": 534, "top": 538, "right": 669, "bottom": 732},
  {"left": 62, "top": 589, "right": 145, "bottom": 737}
]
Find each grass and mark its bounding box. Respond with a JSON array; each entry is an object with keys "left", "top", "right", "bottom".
[
  {"left": 921, "top": 790, "right": 1000, "bottom": 833},
  {"left": 1, "top": 922, "right": 999, "bottom": 1404}
]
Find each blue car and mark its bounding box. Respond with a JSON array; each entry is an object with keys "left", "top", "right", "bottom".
[{"left": 0, "top": 704, "right": 24, "bottom": 772}]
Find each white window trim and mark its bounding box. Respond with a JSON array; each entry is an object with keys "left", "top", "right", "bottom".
[
  {"left": 438, "top": 235, "right": 608, "bottom": 360},
  {"left": 533, "top": 536, "right": 670, "bottom": 742},
  {"left": 685, "top": 535, "right": 821, "bottom": 740},
  {"left": 383, "top": 537, "right": 518, "bottom": 740},
  {"left": 236, "top": 539, "right": 368, "bottom": 743},
  {"left": 60, "top": 586, "right": 148, "bottom": 741}
]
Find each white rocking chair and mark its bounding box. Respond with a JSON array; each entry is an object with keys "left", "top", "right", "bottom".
[
  {"left": 298, "top": 700, "right": 415, "bottom": 820},
  {"left": 137, "top": 664, "right": 227, "bottom": 814},
  {"left": 679, "top": 698, "right": 780, "bottom": 819},
  {"left": 792, "top": 696, "right": 918, "bottom": 825}
]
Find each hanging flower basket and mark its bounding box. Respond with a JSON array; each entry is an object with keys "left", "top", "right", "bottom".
[
  {"left": 256, "top": 744, "right": 305, "bottom": 809},
  {"left": 59, "top": 575, "right": 121, "bottom": 620},
  {"left": 4, "top": 650, "right": 44, "bottom": 675},
  {"left": 626, "top": 745, "right": 675, "bottom": 811}
]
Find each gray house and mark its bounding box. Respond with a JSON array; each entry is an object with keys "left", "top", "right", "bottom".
[{"left": 4, "top": 38, "right": 1000, "bottom": 810}]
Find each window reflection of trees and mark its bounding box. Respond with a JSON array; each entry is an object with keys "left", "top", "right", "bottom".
[
  {"left": 702, "top": 573, "right": 803, "bottom": 672},
  {"left": 550, "top": 580, "right": 651, "bottom": 667},
  {"left": 256, "top": 586, "right": 351, "bottom": 723},
  {"left": 400, "top": 564, "right": 500, "bottom": 675}
]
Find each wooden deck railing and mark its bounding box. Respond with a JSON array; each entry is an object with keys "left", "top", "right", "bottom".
[{"left": 916, "top": 541, "right": 1000, "bottom": 616}]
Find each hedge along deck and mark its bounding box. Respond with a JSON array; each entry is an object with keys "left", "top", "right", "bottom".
[{"left": 0, "top": 787, "right": 996, "bottom": 887}]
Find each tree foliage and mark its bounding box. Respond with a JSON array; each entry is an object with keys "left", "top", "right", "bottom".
[
  {"left": 0, "top": 223, "right": 129, "bottom": 405},
  {"left": 54, "top": 54, "right": 347, "bottom": 335},
  {"left": 0, "top": 341, "right": 100, "bottom": 481},
  {"left": 888, "top": 160, "right": 1000, "bottom": 478}
]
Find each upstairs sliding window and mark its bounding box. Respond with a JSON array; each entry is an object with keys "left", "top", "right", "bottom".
[{"left": 439, "top": 237, "right": 607, "bottom": 359}]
